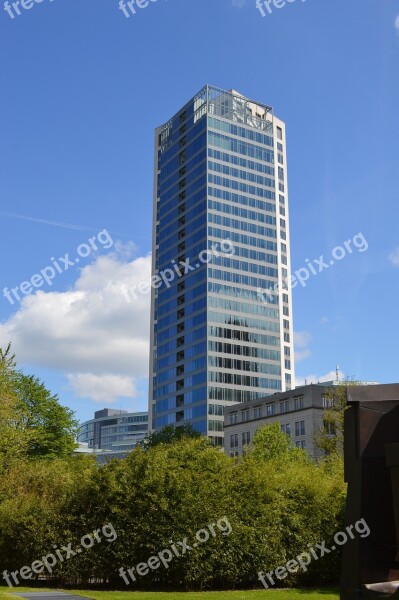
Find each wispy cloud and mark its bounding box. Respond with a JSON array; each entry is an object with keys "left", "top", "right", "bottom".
[
  {"left": 0, "top": 211, "right": 150, "bottom": 240},
  {"left": 0, "top": 211, "right": 98, "bottom": 232},
  {"left": 395, "top": 15, "right": 399, "bottom": 33},
  {"left": 231, "top": 0, "right": 247, "bottom": 7},
  {"left": 294, "top": 330, "right": 312, "bottom": 362},
  {"left": 389, "top": 247, "right": 399, "bottom": 267}
]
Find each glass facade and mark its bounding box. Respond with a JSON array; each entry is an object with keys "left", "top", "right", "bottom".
[
  {"left": 77, "top": 409, "right": 148, "bottom": 456},
  {"left": 149, "top": 85, "right": 295, "bottom": 444}
]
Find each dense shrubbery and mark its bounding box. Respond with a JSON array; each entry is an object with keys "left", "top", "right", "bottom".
[
  {"left": 0, "top": 436, "right": 346, "bottom": 590},
  {"left": 0, "top": 346, "right": 346, "bottom": 591}
]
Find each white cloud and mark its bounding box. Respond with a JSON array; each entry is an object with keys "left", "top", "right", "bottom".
[
  {"left": 389, "top": 247, "right": 399, "bottom": 267},
  {"left": 231, "top": 0, "right": 247, "bottom": 7},
  {"left": 111, "top": 240, "right": 138, "bottom": 261},
  {"left": 0, "top": 245, "right": 152, "bottom": 403},
  {"left": 395, "top": 15, "right": 399, "bottom": 33},
  {"left": 296, "top": 369, "right": 344, "bottom": 388},
  {"left": 294, "top": 330, "right": 312, "bottom": 362},
  {"left": 68, "top": 373, "right": 137, "bottom": 404}
]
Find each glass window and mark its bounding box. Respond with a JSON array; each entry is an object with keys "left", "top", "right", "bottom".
[
  {"left": 242, "top": 431, "right": 250, "bottom": 446},
  {"left": 266, "top": 403, "right": 275, "bottom": 416},
  {"left": 254, "top": 406, "right": 262, "bottom": 419},
  {"left": 230, "top": 434, "right": 238, "bottom": 448}
]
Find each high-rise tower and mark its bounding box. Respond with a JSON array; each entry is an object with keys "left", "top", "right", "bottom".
[{"left": 149, "top": 85, "right": 295, "bottom": 445}]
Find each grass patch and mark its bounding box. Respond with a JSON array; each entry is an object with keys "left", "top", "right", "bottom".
[
  {"left": 73, "top": 590, "right": 339, "bottom": 600},
  {"left": 0, "top": 588, "right": 340, "bottom": 600},
  {"left": 0, "top": 586, "right": 50, "bottom": 600}
]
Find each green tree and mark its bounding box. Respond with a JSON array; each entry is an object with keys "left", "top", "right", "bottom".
[
  {"left": 0, "top": 344, "right": 33, "bottom": 467},
  {"left": 0, "top": 343, "right": 78, "bottom": 462},
  {"left": 0, "top": 455, "right": 97, "bottom": 580},
  {"left": 16, "top": 373, "right": 78, "bottom": 458},
  {"left": 139, "top": 423, "right": 202, "bottom": 449},
  {"left": 249, "top": 422, "right": 308, "bottom": 463},
  {"left": 0, "top": 433, "right": 347, "bottom": 590},
  {"left": 315, "top": 379, "right": 360, "bottom": 456}
]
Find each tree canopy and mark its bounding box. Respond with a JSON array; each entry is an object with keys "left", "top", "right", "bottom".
[
  {"left": 0, "top": 344, "right": 347, "bottom": 591},
  {"left": 250, "top": 422, "right": 309, "bottom": 463},
  {"left": 139, "top": 422, "right": 202, "bottom": 449},
  {"left": 315, "top": 379, "right": 360, "bottom": 456},
  {"left": 0, "top": 343, "right": 78, "bottom": 466}
]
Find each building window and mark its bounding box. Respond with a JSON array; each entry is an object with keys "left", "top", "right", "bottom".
[
  {"left": 230, "top": 412, "right": 238, "bottom": 425},
  {"left": 277, "top": 126, "right": 283, "bottom": 140},
  {"left": 294, "top": 396, "right": 304, "bottom": 410},
  {"left": 230, "top": 434, "right": 238, "bottom": 448},
  {"left": 209, "top": 420, "right": 223, "bottom": 432},
  {"left": 322, "top": 396, "right": 334, "bottom": 408},
  {"left": 281, "top": 423, "right": 291, "bottom": 437},
  {"left": 324, "top": 420, "right": 336, "bottom": 435},
  {"left": 242, "top": 409, "right": 250, "bottom": 422},
  {"left": 254, "top": 406, "right": 262, "bottom": 419},
  {"left": 242, "top": 431, "right": 250, "bottom": 446},
  {"left": 280, "top": 400, "right": 290, "bottom": 414},
  {"left": 209, "top": 404, "right": 224, "bottom": 416},
  {"left": 295, "top": 421, "right": 305, "bottom": 436},
  {"left": 266, "top": 403, "right": 275, "bottom": 416},
  {"left": 209, "top": 436, "right": 224, "bottom": 447}
]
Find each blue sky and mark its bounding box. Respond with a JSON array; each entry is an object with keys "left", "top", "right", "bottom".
[{"left": 0, "top": 0, "right": 398, "bottom": 423}]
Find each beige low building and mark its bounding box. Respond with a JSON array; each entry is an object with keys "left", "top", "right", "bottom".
[{"left": 224, "top": 383, "right": 337, "bottom": 459}]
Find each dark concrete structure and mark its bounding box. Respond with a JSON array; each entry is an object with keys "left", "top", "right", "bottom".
[{"left": 341, "top": 384, "right": 399, "bottom": 599}]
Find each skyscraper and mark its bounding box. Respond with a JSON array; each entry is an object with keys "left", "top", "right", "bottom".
[{"left": 149, "top": 85, "right": 295, "bottom": 445}]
